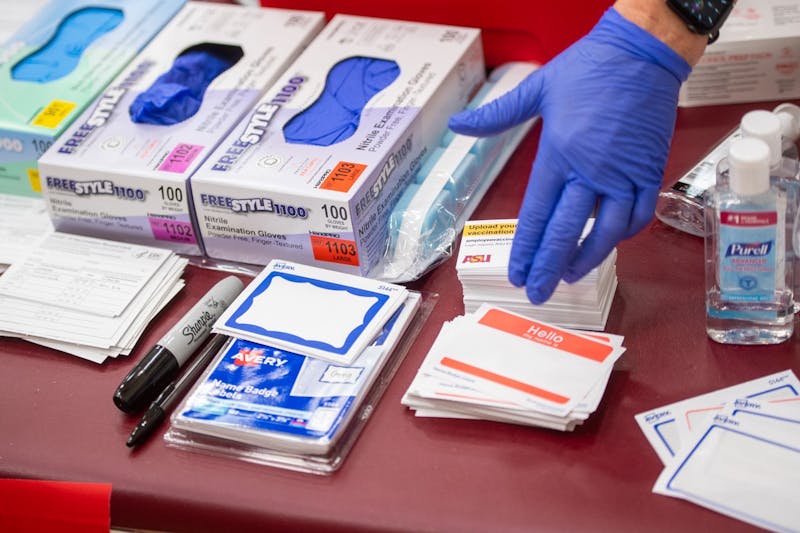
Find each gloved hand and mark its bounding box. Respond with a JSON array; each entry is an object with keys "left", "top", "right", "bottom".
[{"left": 449, "top": 8, "right": 691, "bottom": 304}]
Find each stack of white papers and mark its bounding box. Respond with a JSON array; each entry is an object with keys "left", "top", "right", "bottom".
[
  {"left": 0, "top": 232, "right": 188, "bottom": 363},
  {"left": 636, "top": 370, "right": 800, "bottom": 530},
  {"left": 403, "top": 304, "right": 625, "bottom": 430},
  {"left": 456, "top": 219, "right": 617, "bottom": 331},
  {"left": 0, "top": 194, "right": 53, "bottom": 272}
]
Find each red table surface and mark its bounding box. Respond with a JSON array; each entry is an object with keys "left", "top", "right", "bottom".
[{"left": 1, "top": 99, "right": 799, "bottom": 532}]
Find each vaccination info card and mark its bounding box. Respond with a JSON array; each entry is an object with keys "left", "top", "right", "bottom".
[
  {"left": 213, "top": 260, "right": 409, "bottom": 365},
  {"left": 0, "top": 231, "right": 172, "bottom": 317},
  {"left": 635, "top": 370, "right": 800, "bottom": 465}
]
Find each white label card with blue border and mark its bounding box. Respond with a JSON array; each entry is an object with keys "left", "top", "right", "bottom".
[
  {"left": 213, "top": 260, "right": 408, "bottom": 365},
  {"left": 634, "top": 370, "right": 800, "bottom": 465},
  {"left": 654, "top": 400, "right": 800, "bottom": 532}
]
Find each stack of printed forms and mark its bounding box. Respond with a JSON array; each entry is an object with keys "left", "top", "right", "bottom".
[
  {"left": 636, "top": 370, "right": 800, "bottom": 531},
  {"left": 456, "top": 219, "right": 617, "bottom": 331},
  {"left": 403, "top": 304, "right": 625, "bottom": 430},
  {"left": 0, "top": 193, "right": 53, "bottom": 272},
  {"left": 0, "top": 232, "right": 188, "bottom": 363}
]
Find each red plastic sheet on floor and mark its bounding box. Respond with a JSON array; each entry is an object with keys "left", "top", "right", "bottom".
[{"left": 0, "top": 478, "right": 111, "bottom": 533}]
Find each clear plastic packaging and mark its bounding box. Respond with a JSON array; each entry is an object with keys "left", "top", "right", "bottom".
[
  {"left": 164, "top": 291, "right": 435, "bottom": 475},
  {"left": 657, "top": 103, "right": 800, "bottom": 237},
  {"left": 373, "top": 62, "right": 540, "bottom": 282}
]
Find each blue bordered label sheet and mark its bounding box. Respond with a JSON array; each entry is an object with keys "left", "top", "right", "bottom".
[
  {"left": 634, "top": 370, "right": 800, "bottom": 465},
  {"left": 653, "top": 399, "right": 800, "bottom": 532},
  {"left": 213, "top": 259, "right": 408, "bottom": 365}
]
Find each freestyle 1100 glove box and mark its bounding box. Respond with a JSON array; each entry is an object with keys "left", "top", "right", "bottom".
[
  {"left": 0, "top": 0, "right": 186, "bottom": 197},
  {"left": 38, "top": 2, "right": 326, "bottom": 255},
  {"left": 190, "top": 14, "right": 485, "bottom": 276},
  {"left": 678, "top": 0, "right": 800, "bottom": 107}
]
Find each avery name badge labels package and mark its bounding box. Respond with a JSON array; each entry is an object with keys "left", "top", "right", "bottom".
[
  {"left": 0, "top": 0, "right": 186, "bottom": 198},
  {"left": 171, "top": 292, "right": 421, "bottom": 458},
  {"left": 191, "top": 14, "right": 485, "bottom": 276},
  {"left": 38, "top": 3, "right": 326, "bottom": 255}
]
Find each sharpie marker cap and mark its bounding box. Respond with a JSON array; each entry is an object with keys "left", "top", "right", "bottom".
[{"left": 113, "top": 346, "right": 180, "bottom": 413}]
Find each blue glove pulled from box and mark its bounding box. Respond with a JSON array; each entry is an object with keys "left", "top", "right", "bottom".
[
  {"left": 284, "top": 56, "right": 400, "bottom": 146},
  {"left": 130, "top": 43, "right": 243, "bottom": 126}
]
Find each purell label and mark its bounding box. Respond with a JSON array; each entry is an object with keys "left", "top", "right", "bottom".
[
  {"left": 719, "top": 207, "right": 779, "bottom": 302},
  {"left": 725, "top": 241, "right": 773, "bottom": 257}
]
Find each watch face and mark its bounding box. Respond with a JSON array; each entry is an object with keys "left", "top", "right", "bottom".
[{"left": 676, "top": 0, "right": 733, "bottom": 32}]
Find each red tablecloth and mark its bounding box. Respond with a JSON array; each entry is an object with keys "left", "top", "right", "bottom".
[{"left": 1, "top": 98, "right": 798, "bottom": 532}]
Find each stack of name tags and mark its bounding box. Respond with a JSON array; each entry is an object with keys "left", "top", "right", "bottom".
[
  {"left": 636, "top": 370, "right": 800, "bottom": 531},
  {"left": 456, "top": 219, "right": 617, "bottom": 331},
  {"left": 165, "top": 259, "right": 427, "bottom": 474},
  {"left": 0, "top": 232, "right": 187, "bottom": 363},
  {"left": 403, "top": 305, "right": 625, "bottom": 431}
]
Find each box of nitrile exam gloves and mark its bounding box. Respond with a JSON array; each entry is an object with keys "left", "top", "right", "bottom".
[
  {"left": 190, "top": 15, "right": 484, "bottom": 276},
  {"left": 678, "top": 0, "right": 800, "bottom": 107},
  {"left": 0, "top": 0, "right": 186, "bottom": 198},
  {"left": 37, "top": 3, "right": 325, "bottom": 256}
]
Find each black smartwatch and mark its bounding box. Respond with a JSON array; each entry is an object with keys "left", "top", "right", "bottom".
[{"left": 666, "top": 0, "right": 736, "bottom": 44}]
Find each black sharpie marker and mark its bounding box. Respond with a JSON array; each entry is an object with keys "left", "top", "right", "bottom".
[
  {"left": 113, "top": 275, "right": 244, "bottom": 413},
  {"left": 126, "top": 334, "right": 228, "bottom": 448}
]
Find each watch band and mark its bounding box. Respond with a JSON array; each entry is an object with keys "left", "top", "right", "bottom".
[{"left": 665, "top": 0, "right": 736, "bottom": 45}]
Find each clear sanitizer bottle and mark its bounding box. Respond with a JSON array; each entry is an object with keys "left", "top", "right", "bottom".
[
  {"left": 705, "top": 137, "right": 794, "bottom": 345},
  {"left": 732, "top": 108, "right": 800, "bottom": 186},
  {"left": 657, "top": 103, "right": 800, "bottom": 237},
  {"left": 729, "top": 109, "right": 800, "bottom": 310}
]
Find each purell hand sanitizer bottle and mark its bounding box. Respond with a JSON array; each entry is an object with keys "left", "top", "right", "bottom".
[
  {"left": 732, "top": 108, "right": 800, "bottom": 186},
  {"left": 723, "top": 109, "right": 800, "bottom": 311},
  {"left": 657, "top": 103, "right": 800, "bottom": 237},
  {"left": 705, "top": 137, "right": 794, "bottom": 345}
]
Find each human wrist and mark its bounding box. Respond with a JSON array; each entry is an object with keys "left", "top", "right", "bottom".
[{"left": 614, "top": 0, "right": 708, "bottom": 66}]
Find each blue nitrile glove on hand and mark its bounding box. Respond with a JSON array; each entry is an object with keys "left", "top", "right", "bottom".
[{"left": 449, "top": 8, "right": 691, "bottom": 304}]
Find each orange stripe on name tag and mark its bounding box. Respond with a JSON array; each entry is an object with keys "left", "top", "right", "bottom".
[
  {"left": 440, "top": 357, "right": 570, "bottom": 404},
  {"left": 477, "top": 308, "right": 613, "bottom": 363},
  {"left": 435, "top": 391, "right": 520, "bottom": 407}
]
